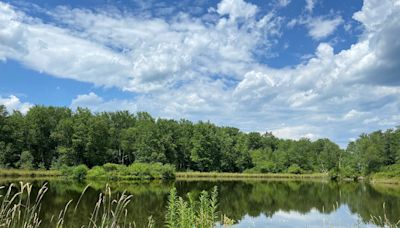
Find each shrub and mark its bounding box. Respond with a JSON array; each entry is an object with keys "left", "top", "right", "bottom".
[
  {"left": 339, "top": 166, "right": 358, "bottom": 179},
  {"left": 287, "top": 164, "right": 303, "bottom": 174},
  {"left": 17, "top": 151, "right": 34, "bottom": 170},
  {"left": 87, "top": 166, "right": 107, "bottom": 179},
  {"left": 71, "top": 165, "right": 89, "bottom": 180},
  {"left": 103, "top": 163, "right": 125, "bottom": 172},
  {"left": 61, "top": 163, "right": 175, "bottom": 180},
  {"left": 161, "top": 164, "right": 176, "bottom": 179}
]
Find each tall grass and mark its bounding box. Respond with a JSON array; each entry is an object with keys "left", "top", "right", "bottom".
[
  {"left": 0, "top": 182, "right": 154, "bottom": 228},
  {"left": 165, "top": 186, "right": 234, "bottom": 228},
  {"left": 369, "top": 203, "right": 400, "bottom": 228},
  {"left": 0, "top": 182, "right": 47, "bottom": 228}
]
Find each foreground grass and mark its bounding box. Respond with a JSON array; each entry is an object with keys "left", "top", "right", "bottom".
[
  {"left": 0, "top": 182, "right": 233, "bottom": 228},
  {"left": 176, "top": 172, "right": 329, "bottom": 180},
  {"left": 0, "top": 169, "right": 60, "bottom": 178}
]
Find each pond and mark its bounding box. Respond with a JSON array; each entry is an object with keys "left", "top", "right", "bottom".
[{"left": 0, "top": 179, "right": 399, "bottom": 227}]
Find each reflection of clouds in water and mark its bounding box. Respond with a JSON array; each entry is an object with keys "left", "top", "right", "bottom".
[{"left": 233, "top": 205, "right": 378, "bottom": 228}]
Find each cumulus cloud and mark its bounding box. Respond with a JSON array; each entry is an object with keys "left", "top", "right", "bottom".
[
  {"left": 70, "top": 92, "right": 137, "bottom": 113},
  {"left": 0, "top": 95, "right": 33, "bottom": 114},
  {"left": 305, "top": 0, "right": 317, "bottom": 13},
  {"left": 0, "top": 0, "right": 400, "bottom": 146},
  {"left": 216, "top": 0, "right": 258, "bottom": 22},
  {"left": 272, "top": 125, "right": 319, "bottom": 140},
  {"left": 306, "top": 16, "right": 343, "bottom": 40},
  {"left": 0, "top": 1, "right": 283, "bottom": 93}
]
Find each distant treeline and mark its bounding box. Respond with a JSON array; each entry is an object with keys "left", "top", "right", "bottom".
[{"left": 0, "top": 105, "right": 399, "bottom": 176}]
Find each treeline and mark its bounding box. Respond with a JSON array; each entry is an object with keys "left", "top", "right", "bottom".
[{"left": 0, "top": 105, "right": 399, "bottom": 176}]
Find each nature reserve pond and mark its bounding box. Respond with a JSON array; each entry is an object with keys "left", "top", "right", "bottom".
[{"left": 0, "top": 179, "right": 399, "bottom": 227}]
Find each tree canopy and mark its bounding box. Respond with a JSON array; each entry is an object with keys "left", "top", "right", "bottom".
[{"left": 0, "top": 105, "right": 398, "bottom": 175}]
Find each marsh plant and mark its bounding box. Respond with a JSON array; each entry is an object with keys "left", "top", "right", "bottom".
[
  {"left": 369, "top": 203, "right": 400, "bottom": 228},
  {"left": 0, "top": 182, "right": 149, "bottom": 228},
  {"left": 165, "top": 186, "right": 234, "bottom": 228},
  {"left": 0, "top": 182, "right": 230, "bottom": 228},
  {"left": 0, "top": 182, "right": 46, "bottom": 228}
]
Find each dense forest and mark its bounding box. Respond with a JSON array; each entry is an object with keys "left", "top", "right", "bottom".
[{"left": 0, "top": 105, "right": 399, "bottom": 176}]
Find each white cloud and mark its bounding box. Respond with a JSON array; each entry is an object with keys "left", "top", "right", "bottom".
[
  {"left": 0, "top": 95, "right": 33, "bottom": 114},
  {"left": 306, "top": 16, "right": 343, "bottom": 40},
  {"left": 343, "top": 109, "right": 364, "bottom": 120},
  {"left": 1, "top": 0, "right": 400, "bottom": 147},
  {"left": 305, "top": 0, "right": 317, "bottom": 13},
  {"left": 0, "top": 1, "right": 282, "bottom": 93},
  {"left": 70, "top": 92, "right": 138, "bottom": 113},
  {"left": 272, "top": 125, "right": 319, "bottom": 140},
  {"left": 277, "top": 0, "right": 291, "bottom": 8},
  {"left": 216, "top": 0, "right": 257, "bottom": 22}
]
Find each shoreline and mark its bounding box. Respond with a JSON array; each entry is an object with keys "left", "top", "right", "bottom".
[
  {"left": 0, "top": 169, "right": 61, "bottom": 178},
  {"left": 175, "top": 172, "right": 329, "bottom": 180},
  {"left": 2, "top": 169, "right": 400, "bottom": 185}
]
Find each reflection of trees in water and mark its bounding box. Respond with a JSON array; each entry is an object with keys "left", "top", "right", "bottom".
[
  {"left": 176, "top": 180, "right": 400, "bottom": 225},
  {"left": 342, "top": 184, "right": 400, "bottom": 225},
  {"left": 1, "top": 180, "right": 399, "bottom": 227}
]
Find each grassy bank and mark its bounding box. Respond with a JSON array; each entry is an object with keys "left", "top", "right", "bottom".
[
  {"left": 176, "top": 172, "right": 329, "bottom": 180},
  {"left": 370, "top": 177, "right": 400, "bottom": 184},
  {"left": 0, "top": 169, "right": 60, "bottom": 178},
  {"left": 369, "top": 164, "right": 400, "bottom": 184},
  {"left": 1, "top": 168, "right": 329, "bottom": 181}
]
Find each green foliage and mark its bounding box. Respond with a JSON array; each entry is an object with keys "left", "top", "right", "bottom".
[
  {"left": 339, "top": 166, "right": 358, "bottom": 179},
  {"left": 0, "top": 105, "right": 399, "bottom": 178},
  {"left": 17, "top": 151, "right": 34, "bottom": 170},
  {"left": 86, "top": 163, "right": 175, "bottom": 180},
  {"left": 72, "top": 165, "right": 89, "bottom": 180},
  {"left": 166, "top": 186, "right": 231, "bottom": 228},
  {"left": 62, "top": 165, "right": 89, "bottom": 180},
  {"left": 287, "top": 164, "right": 303, "bottom": 174},
  {"left": 372, "top": 164, "right": 400, "bottom": 179}
]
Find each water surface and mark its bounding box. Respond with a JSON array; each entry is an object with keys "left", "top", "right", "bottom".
[{"left": 1, "top": 179, "right": 399, "bottom": 227}]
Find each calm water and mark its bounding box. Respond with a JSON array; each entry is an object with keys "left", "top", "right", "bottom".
[{"left": 1, "top": 179, "right": 399, "bottom": 227}]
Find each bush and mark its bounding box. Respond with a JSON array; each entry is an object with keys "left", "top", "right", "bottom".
[
  {"left": 87, "top": 166, "right": 107, "bottom": 179},
  {"left": 85, "top": 163, "right": 176, "bottom": 180},
  {"left": 372, "top": 164, "right": 400, "bottom": 179},
  {"left": 287, "top": 164, "right": 303, "bottom": 174},
  {"left": 339, "top": 166, "right": 358, "bottom": 179},
  {"left": 73, "top": 165, "right": 89, "bottom": 180},
  {"left": 103, "top": 163, "right": 125, "bottom": 172},
  {"left": 18, "top": 151, "right": 34, "bottom": 170},
  {"left": 161, "top": 164, "right": 176, "bottom": 179}
]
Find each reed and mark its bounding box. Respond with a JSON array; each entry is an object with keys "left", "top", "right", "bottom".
[
  {"left": 0, "top": 182, "right": 47, "bottom": 228},
  {"left": 369, "top": 203, "right": 400, "bottom": 228},
  {"left": 165, "top": 186, "right": 234, "bottom": 228},
  {"left": 0, "top": 182, "right": 153, "bottom": 228}
]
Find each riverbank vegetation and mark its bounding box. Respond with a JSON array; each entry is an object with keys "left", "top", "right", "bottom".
[
  {"left": 176, "top": 172, "right": 328, "bottom": 180},
  {"left": 0, "top": 168, "right": 60, "bottom": 178},
  {"left": 0, "top": 182, "right": 232, "bottom": 228},
  {"left": 0, "top": 105, "right": 399, "bottom": 181},
  {"left": 61, "top": 162, "right": 175, "bottom": 180}
]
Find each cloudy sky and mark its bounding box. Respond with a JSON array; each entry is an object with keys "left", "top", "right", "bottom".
[{"left": 0, "top": 0, "right": 399, "bottom": 146}]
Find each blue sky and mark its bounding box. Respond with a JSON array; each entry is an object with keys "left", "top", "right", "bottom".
[{"left": 0, "top": 0, "right": 399, "bottom": 147}]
